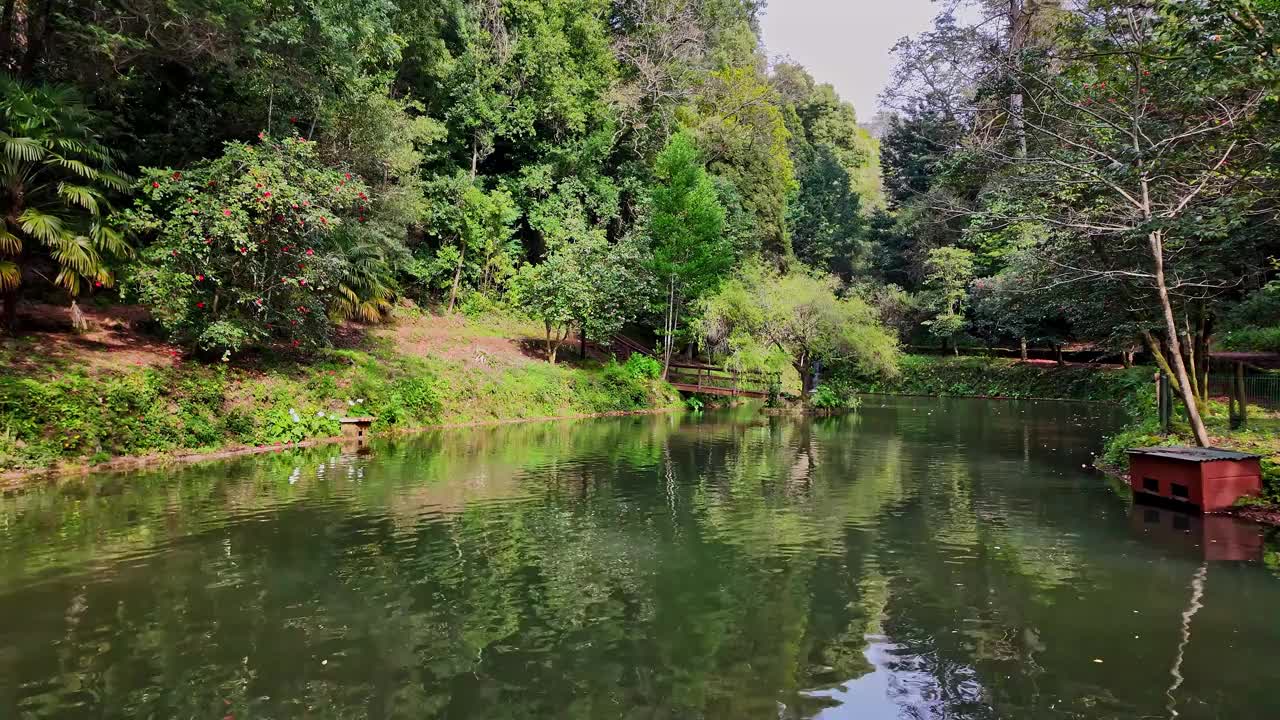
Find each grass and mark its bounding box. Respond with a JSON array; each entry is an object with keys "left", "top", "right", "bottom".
[
  {"left": 1101, "top": 395, "right": 1280, "bottom": 502},
  {"left": 0, "top": 313, "right": 680, "bottom": 473}
]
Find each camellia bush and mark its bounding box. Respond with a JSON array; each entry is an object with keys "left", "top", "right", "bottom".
[{"left": 121, "top": 134, "right": 372, "bottom": 354}]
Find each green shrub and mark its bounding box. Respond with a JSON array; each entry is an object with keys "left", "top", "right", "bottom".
[
  {"left": 121, "top": 135, "right": 374, "bottom": 354},
  {"left": 685, "top": 395, "right": 705, "bottom": 413},
  {"left": 810, "top": 385, "right": 845, "bottom": 410},
  {"left": 623, "top": 353, "right": 663, "bottom": 380},
  {"left": 598, "top": 360, "right": 651, "bottom": 410},
  {"left": 459, "top": 291, "right": 502, "bottom": 318},
  {"left": 253, "top": 404, "right": 340, "bottom": 445},
  {"left": 1219, "top": 327, "right": 1280, "bottom": 353},
  {"left": 838, "top": 355, "right": 1146, "bottom": 403}
]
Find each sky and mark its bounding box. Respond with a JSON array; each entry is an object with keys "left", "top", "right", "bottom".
[{"left": 759, "top": 0, "right": 942, "bottom": 121}]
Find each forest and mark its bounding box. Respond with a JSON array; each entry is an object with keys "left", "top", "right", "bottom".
[{"left": 0, "top": 0, "right": 1277, "bottom": 450}]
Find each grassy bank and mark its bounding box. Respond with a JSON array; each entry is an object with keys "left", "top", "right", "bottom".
[
  {"left": 1100, "top": 399, "right": 1280, "bottom": 504},
  {"left": 839, "top": 354, "right": 1148, "bottom": 403},
  {"left": 0, "top": 308, "right": 680, "bottom": 475}
]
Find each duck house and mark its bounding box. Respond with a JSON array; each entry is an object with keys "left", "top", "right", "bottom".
[
  {"left": 1127, "top": 447, "right": 1262, "bottom": 513},
  {"left": 339, "top": 416, "right": 375, "bottom": 445}
]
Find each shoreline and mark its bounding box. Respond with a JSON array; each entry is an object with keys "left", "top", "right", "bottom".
[
  {"left": 0, "top": 406, "right": 678, "bottom": 489},
  {"left": 854, "top": 391, "right": 1118, "bottom": 404},
  {"left": 1095, "top": 462, "right": 1280, "bottom": 528}
]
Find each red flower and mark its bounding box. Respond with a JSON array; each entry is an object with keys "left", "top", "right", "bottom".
[
  {"left": 344, "top": 173, "right": 351, "bottom": 180},
  {"left": 223, "top": 208, "right": 232, "bottom": 217},
  {"left": 197, "top": 302, "right": 205, "bottom": 308},
  {"left": 303, "top": 201, "right": 310, "bottom": 207},
  {"left": 320, "top": 217, "right": 327, "bottom": 224},
  {"left": 171, "top": 250, "right": 178, "bottom": 257},
  {"left": 152, "top": 181, "right": 160, "bottom": 188},
  {"left": 306, "top": 248, "right": 314, "bottom": 256},
  {"left": 172, "top": 172, "right": 182, "bottom": 180},
  {"left": 93, "top": 281, "right": 103, "bottom": 288},
  {"left": 290, "top": 116, "right": 297, "bottom": 124},
  {"left": 196, "top": 274, "right": 204, "bottom": 281},
  {"left": 292, "top": 340, "right": 300, "bottom": 347},
  {"left": 299, "top": 279, "right": 307, "bottom": 285},
  {"left": 208, "top": 180, "right": 217, "bottom": 187},
  {"left": 263, "top": 191, "right": 272, "bottom": 198},
  {"left": 205, "top": 238, "right": 213, "bottom": 244}
]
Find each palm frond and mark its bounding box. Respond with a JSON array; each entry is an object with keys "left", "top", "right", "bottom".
[
  {"left": 45, "top": 153, "right": 98, "bottom": 180},
  {"left": 18, "top": 208, "right": 66, "bottom": 243},
  {"left": 49, "top": 233, "right": 101, "bottom": 277},
  {"left": 90, "top": 222, "right": 131, "bottom": 257},
  {"left": 0, "top": 223, "right": 20, "bottom": 255},
  {"left": 0, "top": 260, "right": 19, "bottom": 290},
  {"left": 58, "top": 183, "right": 102, "bottom": 214},
  {"left": 0, "top": 134, "right": 46, "bottom": 163}
]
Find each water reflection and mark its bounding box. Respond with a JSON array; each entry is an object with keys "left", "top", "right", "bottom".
[{"left": 0, "top": 397, "right": 1277, "bottom": 719}]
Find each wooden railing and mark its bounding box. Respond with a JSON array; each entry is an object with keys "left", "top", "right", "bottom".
[
  {"left": 602, "top": 334, "right": 779, "bottom": 398},
  {"left": 665, "top": 361, "right": 779, "bottom": 398}
]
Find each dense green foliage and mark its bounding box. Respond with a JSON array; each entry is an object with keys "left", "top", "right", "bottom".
[
  {"left": 843, "top": 355, "right": 1148, "bottom": 404},
  {"left": 697, "top": 263, "right": 899, "bottom": 391},
  {"left": 0, "top": 77, "right": 129, "bottom": 325},
  {"left": 866, "top": 0, "right": 1280, "bottom": 446},
  {"left": 0, "top": 0, "right": 896, "bottom": 373}
]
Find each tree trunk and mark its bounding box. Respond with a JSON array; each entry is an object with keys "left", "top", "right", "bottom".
[
  {"left": 1020, "top": 337, "right": 1028, "bottom": 362},
  {"left": 1198, "top": 313, "right": 1214, "bottom": 405},
  {"left": 447, "top": 240, "right": 465, "bottom": 313},
  {"left": 0, "top": 0, "right": 17, "bottom": 62},
  {"left": 1150, "top": 231, "right": 1210, "bottom": 447},
  {"left": 2, "top": 288, "right": 16, "bottom": 332},
  {"left": 545, "top": 322, "right": 556, "bottom": 364},
  {"left": 20, "top": 0, "right": 55, "bottom": 77},
  {"left": 1054, "top": 345, "right": 1063, "bottom": 365},
  {"left": 579, "top": 325, "right": 586, "bottom": 360},
  {"left": 1141, "top": 331, "right": 1183, "bottom": 394},
  {"left": 662, "top": 275, "right": 675, "bottom": 378},
  {"left": 1235, "top": 361, "right": 1248, "bottom": 428}
]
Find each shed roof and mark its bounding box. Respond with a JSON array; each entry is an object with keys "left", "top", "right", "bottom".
[{"left": 1127, "top": 446, "right": 1261, "bottom": 462}]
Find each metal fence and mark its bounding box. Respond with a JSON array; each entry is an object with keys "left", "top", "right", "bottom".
[{"left": 1206, "top": 372, "right": 1280, "bottom": 411}]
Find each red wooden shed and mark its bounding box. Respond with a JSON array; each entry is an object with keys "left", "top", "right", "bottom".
[{"left": 1127, "top": 447, "right": 1262, "bottom": 513}]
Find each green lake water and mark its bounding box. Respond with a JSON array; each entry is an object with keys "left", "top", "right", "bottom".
[{"left": 2, "top": 397, "right": 1278, "bottom": 719}]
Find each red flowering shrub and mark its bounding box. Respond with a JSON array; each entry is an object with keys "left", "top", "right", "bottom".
[{"left": 121, "top": 134, "right": 370, "bottom": 354}]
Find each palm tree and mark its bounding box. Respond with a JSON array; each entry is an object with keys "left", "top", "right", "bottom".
[
  {"left": 0, "top": 75, "right": 129, "bottom": 331},
  {"left": 331, "top": 232, "right": 398, "bottom": 323}
]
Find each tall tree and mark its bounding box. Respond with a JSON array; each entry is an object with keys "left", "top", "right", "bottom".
[{"left": 649, "top": 130, "right": 728, "bottom": 375}]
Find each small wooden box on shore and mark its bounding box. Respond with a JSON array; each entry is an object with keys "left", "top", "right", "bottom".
[
  {"left": 339, "top": 416, "right": 375, "bottom": 444},
  {"left": 1127, "top": 446, "right": 1262, "bottom": 513}
]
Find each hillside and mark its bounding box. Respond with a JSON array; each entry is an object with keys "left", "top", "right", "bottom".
[{"left": 0, "top": 304, "right": 679, "bottom": 478}]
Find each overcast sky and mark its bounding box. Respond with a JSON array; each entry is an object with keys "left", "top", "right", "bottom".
[{"left": 759, "top": 0, "right": 941, "bottom": 121}]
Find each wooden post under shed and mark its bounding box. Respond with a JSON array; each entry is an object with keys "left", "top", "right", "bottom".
[{"left": 339, "top": 416, "right": 375, "bottom": 445}]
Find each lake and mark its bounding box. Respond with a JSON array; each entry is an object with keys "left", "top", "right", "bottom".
[{"left": 1, "top": 397, "right": 1278, "bottom": 719}]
